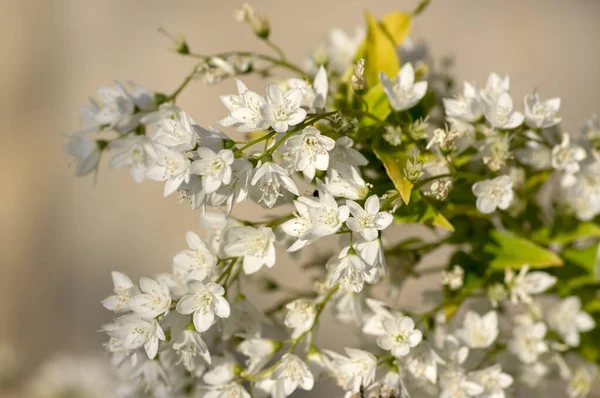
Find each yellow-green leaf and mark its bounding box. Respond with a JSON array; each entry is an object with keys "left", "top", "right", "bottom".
[
  {"left": 373, "top": 142, "right": 413, "bottom": 204},
  {"left": 563, "top": 243, "right": 599, "bottom": 276},
  {"left": 364, "top": 11, "right": 399, "bottom": 88},
  {"left": 484, "top": 231, "right": 564, "bottom": 269},
  {"left": 393, "top": 192, "right": 454, "bottom": 231},
  {"left": 362, "top": 84, "right": 391, "bottom": 126},
  {"left": 531, "top": 223, "right": 600, "bottom": 245},
  {"left": 380, "top": 12, "right": 412, "bottom": 45}
]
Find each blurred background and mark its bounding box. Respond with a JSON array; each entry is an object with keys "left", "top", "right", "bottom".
[{"left": 1, "top": 0, "right": 600, "bottom": 396}]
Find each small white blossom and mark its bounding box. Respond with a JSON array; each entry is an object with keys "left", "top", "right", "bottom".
[
  {"left": 205, "top": 382, "right": 251, "bottom": 398},
  {"left": 220, "top": 79, "right": 267, "bottom": 132},
  {"left": 567, "top": 364, "right": 598, "bottom": 398},
  {"left": 326, "top": 28, "right": 365, "bottom": 74},
  {"left": 508, "top": 320, "right": 548, "bottom": 364},
  {"left": 107, "top": 315, "right": 165, "bottom": 360},
  {"left": 128, "top": 277, "right": 172, "bottom": 319},
  {"left": 63, "top": 132, "right": 101, "bottom": 177},
  {"left": 380, "top": 63, "right": 428, "bottom": 111},
  {"left": 482, "top": 72, "right": 510, "bottom": 101},
  {"left": 547, "top": 296, "right": 596, "bottom": 347},
  {"left": 443, "top": 81, "right": 484, "bottom": 123},
  {"left": 324, "top": 165, "right": 369, "bottom": 200},
  {"left": 173, "top": 330, "right": 211, "bottom": 371},
  {"left": 327, "top": 247, "right": 373, "bottom": 293},
  {"left": 472, "top": 175, "right": 514, "bottom": 214},
  {"left": 301, "top": 187, "right": 349, "bottom": 237},
  {"left": 483, "top": 91, "right": 524, "bottom": 129},
  {"left": 325, "top": 348, "right": 376, "bottom": 394},
  {"left": 271, "top": 354, "right": 314, "bottom": 397},
  {"left": 238, "top": 338, "right": 278, "bottom": 374},
  {"left": 361, "top": 298, "right": 397, "bottom": 337},
  {"left": 524, "top": 90, "right": 561, "bottom": 128},
  {"left": 102, "top": 271, "right": 137, "bottom": 313},
  {"left": 173, "top": 231, "right": 216, "bottom": 283},
  {"left": 552, "top": 133, "right": 587, "bottom": 186},
  {"left": 224, "top": 226, "right": 276, "bottom": 274},
  {"left": 190, "top": 148, "right": 235, "bottom": 193},
  {"left": 285, "top": 126, "right": 335, "bottom": 180},
  {"left": 504, "top": 265, "right": 556, "bottom": 304},
  {"left": 439, "top": 368, "right": 483, "bottom": 398},
  {"left": 261, "top": 84, "right": 307, "bottom": 133},
  {"left": 441, "top": 265, "right": 464, "bottom": 291},
  {"left": 176, "top": 281, "right": 230, "bottom": 332},
  {"left": 109, "top": 135, "right": 156, "bottom": 183},
  {"left": 329, "top": 136, "right": 368, "bottom": 169},
  {"left": 377, "top": 315, "right": 422, "bottom": 357},
  {"left": 456, "top": 310, "right": 499, "bottom": 349},
  {"left": 152, "top": 111, "right": 197, "bottom": 151},
  {"left": 250, "top": 161, "right": 299, "bottom": 208},
  {"left": 345, "top": 195, "right": 393, "bottom": 241},
  {"left": 285, "top": 299, "right": 316, "bottom": 338},
  {"left": 469, "top": 364, "right": 513, "bottom": 398},
  {"left": 145, "top": 145, "right": 191, "bottom": 196}
]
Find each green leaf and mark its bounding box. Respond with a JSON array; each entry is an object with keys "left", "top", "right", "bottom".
[
  {"left": 373, "top": 139, "right": 413, "bottom": 204},
  {"left": 484, "top": 231, "right": 564, "bottom": 269},
  {"left": 362, "top": 84, "right": 391, "bottom": 125},
  {"left": 563, "top": 244, "right": 599, "bottom": 275},
  {"left": 364, "top": 11, "right": 399, "bottom": 88},
  {"left": 531, "top": 222, "right": 600, "bottom": 245},
  {"left": 380, "top": 12, "right": 412, "bottom": 45},
  {"left": 394, "top": 192, "right": 454, "bottom": 231}
]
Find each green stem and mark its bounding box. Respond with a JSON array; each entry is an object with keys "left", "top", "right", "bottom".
[
  {"left": 186, "top": 51, "right": 307, "bottom": 78},
  {"left": 168, "top": 63, "right": 201, "bottom": 101}
]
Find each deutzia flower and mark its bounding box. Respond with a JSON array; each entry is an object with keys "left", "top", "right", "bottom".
[
  {"left": 102, "top": 271, "right": 137, "bottom": 313},
  {"left": 205, "top": 382, "right": 250, "bottom": 398},
  {"left": 326, "top": 28, "right": 365, "bottom": 74},
  {"left": 468, "top": 364, "right": 513, "bottom": 398},
  {"left": 250, "top": 161, "right": 299, "bottom": 208},
  {"left": 329, "top": 136, "right": 368, "bottom": 169},
  {"left": 443, "top": 81, "right": 484, "bottom": 122},
  {"left": 566, "top": 364, "right": 598, "bottom": 398},
  {"left": 190, "top": 148, "right": 235, "bottom": 193},
  {"left": 376, "top": 315, "right": 422, "bottom": 357},
  {"left": 345, "top": 195, "right": 393, "bottom": 241},
  {"left": 508, "top": 321, "right": 548, "bottom": 364},
  {"left": 108, "top": 135, "right": 156, "bottom": 183},
  {"left": 108, "top": 315, "right": 165, "bottom": 359},
  {"left": 483, "top": 91, "right": 524, "bottom": 129},
  {"left": 224, "top": 226, "right": 276, "bottom": 274},
  {"left": 325, "top": 348, "right": 376, "bottom": 394},
  {"left": 379, "top": 63, "right": 428, "bottom": 111},
  {"left": 287, "top": 66, "right": 328, "bottom": 112},
  {"left": 327, "top": 247, "right": 373, "bottom": 293},
  {"left": 173, "top": 231, "right": 216, "bottom": 283},
  {"left": 152, "top": 111, "right": 197, "bottom": 151},
  {"left": 361, "top": 298, "right": 397, "bottom": 336},
  {"left": 439, "top": 369, "right": 483, "bottom": 398},
  {"left": 524, "top": 90, "right": 561, "bottom": 128},
  {"left": 172, "top": 330, "right": 211, "bottom": 371},
  {"left": 63, "top": 132, "right": 101, "bottom": 177},
  {"left": 285, "top": 299, "right": 316, "bottom": 338},
  {"left": 504, "top": 265, "right": 556, "bottom": 304},
  {"left": 456, "top": 310, "right": 499, "bottom": 349},
  {"left": 237, "top": 338, "right": 278, "bottom": 374},
  {"left": 324, "top": 165, "right": 369, "bottom": 200},
  {"left": 285, "top": 126, "right": 335, "bottom": 180},
  {"left": 128, "top": 277, "right": 172, "bottom": 319},
  {"left": 219, "top": 79, "right": 266, "bottom": 132},
  {"left": 271, "top": 354, "right": 314, "bottom": 397},
  {"left": 551, "top": 133, "right": 587, "bottom": 186},
  {"left": 145, "top": 145, "right": 191, "bottom": 197},
  {"left": 261, "top": 84, "right": 307, "bottom": 133},
  {"left": 176, "top": 281, "right": 230, "bottom": 332},
  {"left": 482, "top": 72, "right": 510, "bottom": 100},
  {"left": 302, "top": 187, "right": 349, "bottom": 237},
  {"left": 471, "top": 175, "right": 514, "bottom": 214},
  {"left": 94, "top": 82, "right": 138, "bottom": 132},
  {"left": 547, "top": 296, "right": 596, "bottom": 347},
  {"left": 441, "top": 265, "right": 464, "bottom": 291},
  {"left": 280, "top": 200, "right": 315, "bottom": 252}
]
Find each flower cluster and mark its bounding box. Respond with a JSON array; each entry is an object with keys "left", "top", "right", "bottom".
[{"left": 63, "top": 2, "right": 600, "bottom": 397}]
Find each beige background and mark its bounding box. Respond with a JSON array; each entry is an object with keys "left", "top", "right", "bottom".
[{"left": 1, "top": 0, "right": 600, "bottom": 395}]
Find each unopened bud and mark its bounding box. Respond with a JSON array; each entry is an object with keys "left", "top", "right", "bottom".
[
  {"left": 351, "top": 59, "right": 367, "bottom": 93},
  {"left": 158, "top": 27, "right": 189, "bottom": 54},
  {"left": 234, "top": 3, "right": 270, "bottom": 39}
]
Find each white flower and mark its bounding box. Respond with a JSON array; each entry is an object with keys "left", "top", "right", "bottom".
[
  {"left": 482, "top": 72, "right": 510, "bottom": 101},
  {"left": 145, "top": 145, "right": 191, "bottom": 196},
  {"left": 190, "top": 148, "right": 235, "bottom": 193},
  {"left": 377, "top": 315, "right": 422, "bottom": 357},
  {"left": 439, "top": 368, "right": 483, "bottom": 398},
  {"left": 326, "top": 28, "right": 365, "bottom": 74},
  {"left": 524, "top": 91, "right": 561, "bottom": 128},
  {"left": 280, "top": 200, "right": 316, "bottom": 252},
  {"left": 203, "top": 354, "right": 237, "bottom": 385},
  {"left": 325, "top": 348, "right": 376, "bottom": 394},
  {"left": 63, "top": 131, "right": 101, "bottom": 177},
  {"left": 327, "top": 247, "right": 373, "bottom": 293},
  {"left": 469, "top": 364, "right": 513, "bottom": 398},
  {"left": 508, "top": 321, "right": 548, "bottom": 364},
  {"left": 361, "top": 298, "right": 396, "bottom": 336},
  {"left": 380, "top": 63, "right": 428, "bottom": 111},
  {"left": 224, "top": 226, "right": 276, "bottom": 274},
  {"left": 205, "top": 383, "right": 250, "bottom": 398},
  {"left": 220, "top": 79, "right": 267, "bottom": 132},
  {"left": 108, "top": 315, "right": 165, "bottom": 359},
  {"left": 552, "top": 133, "right": 587, "bottom": 185},
  {"left": 301, "top": 186, "right": 349, "bottom": 237},
  {"left": 287, "top": 66, "right": 328, "bottom": 112},
  {"left": 173, "top": 231, "right": 216, "bottom": 282},
  {"left": 441, "top": 265, "right": 464, "bottom": 291},
  {"left": 456, "top": 310, "right": 499, "bottom": 349},
  {"left": 271, "top": 354, "right": 314, "bottom": 397},
  {"left": 173, "top": 330, "right": 211, "bottom": 371},
  {"left": 285, "top": 299, "right": 316, "bottom": 338},
  {"left": 405, "top": 342, "right": 440, "bottom": 385},
  {"left": 128, "top": 277, "right": 172, "bottom": 319},
  {"left": 346, "top": 195, "right": 393, "bottom": 241},
  {"left": 472, "top": 175, "right": 514, "bottom": 214},
  {"left": 547, "top": 296, "right": 596, "bottom": 347},
  {"left": 443, "top": 82, "right": 484, "bottom": 122},
  {"left": 329, "top": 136, "right": 368, "bottom": 169},
  {"left": 261, "top": 84, "right": 307, "bottom": 133},
  {"left": 483, "top": 91, "right": 524, "bottom": 129},
  {"left": 250, "top": 161, "right": 299, "bottom": 208},
  {"left": 237, "top": 338, "right": 278, "bottom": 374},
  {"left": 504, "top": 265, "right": 556, "bottom": 304},
  {"left": 285, "top": 126, "right": 335, "bottom": 180},
  {"left": 176, "top": 281, "right": 230, "bottom": 332},
  {"left": 102, "top": 271, "right": 137, "bottom": 313},
  {"left": 567, "top": 364, "right": 598, "bottom": 398},
  {"left": 108, "top": 135, "right": 156, "bottom": 183},
  {"left": 94, "top": 82, "right": 137, "bottom": 132},
  {"left": 152, "top": 111, "right": 197, "bottom": 151},
  {"left": 324, "top": 165, "right": 369, "bottom": 200}
]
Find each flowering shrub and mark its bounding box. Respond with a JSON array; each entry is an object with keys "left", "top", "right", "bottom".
[{"left": 63, "top": 2, "right": 600, "bottom": 397}]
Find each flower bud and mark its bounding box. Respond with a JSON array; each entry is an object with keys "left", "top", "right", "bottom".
[
  {"left": 234, "top": 3, "right": 270, "bottom": 39},
  {"left": 350, "top": 59, "right": 367, "bottom": 93}
]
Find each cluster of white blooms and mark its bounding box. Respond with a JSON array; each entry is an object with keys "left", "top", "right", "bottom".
[{"left": 61, "top": 2, "right": 600, "bottom": 398}]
